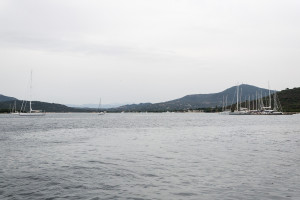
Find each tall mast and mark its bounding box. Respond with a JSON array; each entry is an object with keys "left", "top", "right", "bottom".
[
  {"left": 222, "top": 96, "right": 224, "bottom": 111},
  {"left": 256, "top": 91, "right": 257, "bottom": 110},
  {"left": 264, "top": 92, "right": 267, "bottom": 107},
  {"left": 273, "top": 92, "right": 277, "bottom": 111},
  {"left": 240, "top": 88, "right": 242, "bottom": 109},
  {"left": 268, "top": 82, "right": 271, "bottom": 109},
  {"left": 251, "top": 95, "right": 253, "bottom": 110},
  {"left": 29, "top": 70, "right": 32, "bottom": 113},
  {"left": 98, "top": 98, "right": 101, "bottom": 112},
  {"left": 260, "top": 92, "right": 262, "bottom": 109},
  {"left": 248, "top": 95, "right": 250, "bottom": 110},
  {"left": 236, "top": 84, "right": 239, "bottom": 111}
]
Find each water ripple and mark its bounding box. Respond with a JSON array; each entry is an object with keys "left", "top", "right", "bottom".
[{"left": 0, "top": 113, "right": 299, "bottom": 200}]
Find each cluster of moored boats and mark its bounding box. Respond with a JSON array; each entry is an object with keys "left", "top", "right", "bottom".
[
  {"left": 221, "top": 84, "right": 283, "bottom": 115},
  {"left": 10, "top": 100, "right": 46, "bottom": 116}
]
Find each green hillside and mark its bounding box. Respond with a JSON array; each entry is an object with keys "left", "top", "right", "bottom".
[
  {"left": 278, "top": 87, "right": 300, "bottom": 112},
  {"left": 0, "top": 100, "right": 97, "bottom": 113},
  {"left": 0, "top": 94, "right": 17, "bottom": 102}
]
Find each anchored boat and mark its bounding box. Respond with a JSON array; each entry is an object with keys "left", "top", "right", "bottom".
[{"left": 19, "top": 71, "right": 45, "bottom": 116}]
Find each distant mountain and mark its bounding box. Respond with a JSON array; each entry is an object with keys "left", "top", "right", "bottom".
[
  {"left": 66, "top": 103, "right": 126, "bottom": 109},
  {"left": 110, "top": 84, "right": 274, "bottom": 112},
  {"left": 0, "top": 94, "right": 18, "bottom": 102},
  {"left": 0, "top": 100, "right": 98, "bottom": 113}
]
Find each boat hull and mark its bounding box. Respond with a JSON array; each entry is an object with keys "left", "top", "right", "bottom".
[
  {"left": 229, "top": 111, "right": 250, "bottom": 115},
  {"left": 10, "top": 112, "right": 20, "bottom": 115},
  {"left": 19, "top": 113, "right": 45, "bottom": 116}
]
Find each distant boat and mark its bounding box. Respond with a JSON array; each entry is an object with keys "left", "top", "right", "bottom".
[
  {"left": 257, "top": 88, "right": 283, "bottom": 115},
  {"left": 229, "top": 83, "right": 283, "bottom": 115},
  {"left": 10, "top": 100, "right": 19, "bottom": 115},
  {"left": 98, "top": 98, "right": 105, "bottom": 115},
  {"left": 229, "top": 84, "right": 250, "bottom": 115},
  {"left": 19, "top": 71, "right": 45, "bottom": 116},
  {"left": 219, "top": 95, "right": 230, "bottom": 115}
]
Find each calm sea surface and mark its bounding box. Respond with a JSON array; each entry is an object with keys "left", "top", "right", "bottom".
[{"left": 0, "top": 113, "right": 299, "bottom": 200}]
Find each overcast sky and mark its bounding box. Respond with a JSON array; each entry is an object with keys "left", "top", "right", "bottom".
[{"left": 0, "top": 0, "right": 299, "bottom": 105}]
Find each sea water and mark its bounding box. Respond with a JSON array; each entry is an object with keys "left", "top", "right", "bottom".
[{"left": 0, "top": 113, "right": 299, "bottom": 200}]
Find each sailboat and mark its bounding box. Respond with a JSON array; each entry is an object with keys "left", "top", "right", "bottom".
[
  {"left": 98, "top": 98, "right": 105, "bottom": 115},
  {"left": 229, "top": 83, "right": 283, "bottom": 115},
  {"left": 10, "top": 100, "right": 19, "bottom": 115},
  {"left": 229, "top": 84, "right": 250, "bottom": 115},
  {"left": 259, "top": 85, "right": 283, "bottom": 115},
  {"left": 219, "top": 95, "right": 230, "bottom": 115},
  {"left": 19, "top": 71, "right": 45, "bottom": 116}
]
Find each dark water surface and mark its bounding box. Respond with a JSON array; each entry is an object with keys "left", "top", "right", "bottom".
[{"left": 0, "top": 113, "right": 299, "bottom": 200}]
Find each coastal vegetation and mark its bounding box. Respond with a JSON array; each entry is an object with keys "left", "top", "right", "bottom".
[
  {"left": 0, "top": 100, "right": 97, "bottom": 113},
  {"left": 278, "top": 87, "right": 300, "bottom": 112}
]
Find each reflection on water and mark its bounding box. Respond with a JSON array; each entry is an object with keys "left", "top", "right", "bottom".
[{"left": 0, "top": 113, "right": 299, "bottom": 199}]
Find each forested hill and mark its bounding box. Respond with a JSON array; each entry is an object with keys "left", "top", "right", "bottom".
[
  {"left": 278, "top": 87, "right": 300, "bottom": 112},
  {"left": 0, "top": 100, "right": 97, "bottom": 113},
  {"left": 0, "top": 94, "right": 17, "bottom": 102}
]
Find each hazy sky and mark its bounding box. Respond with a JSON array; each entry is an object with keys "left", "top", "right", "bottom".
[{"left": 1, "top": 0, "right": 299, "bottom": 105}]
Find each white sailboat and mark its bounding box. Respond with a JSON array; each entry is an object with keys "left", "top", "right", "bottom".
[
  {"left": 259, "top": 85, "right": 283, "bottom": 115},
  {"left": 219, "top": 95, "right": 230, "bottom": 114},
  {"left": 229, "top": 84, "right": 250, "bottom": 115},
  {"left": 229, "top": 83, "right": 283, "bottom": 115},
  {"left": 19, "top": 71, "right": 45, "bottom": 116},
  {"left": 98, "top": 98, "right": 105, "bottom": 115},
  {"left": 10, "top": 100, "right": 19, "bottom": 115}
]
